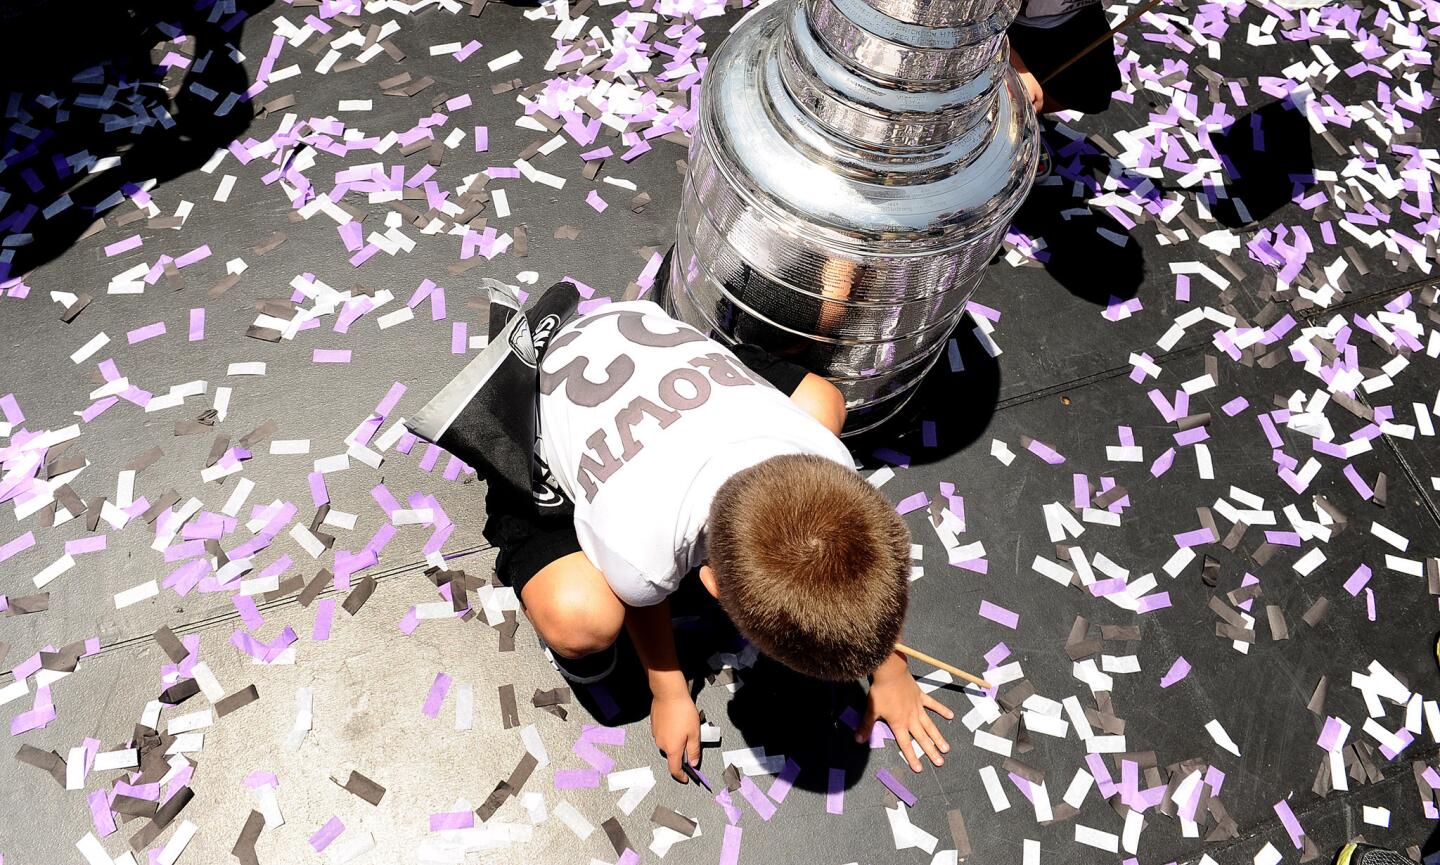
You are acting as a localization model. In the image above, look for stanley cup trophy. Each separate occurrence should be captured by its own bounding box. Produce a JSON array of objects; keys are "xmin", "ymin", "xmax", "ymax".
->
[{"xmin": 665, "ymin": 0, "xmax": 1039, "ymax": 434}]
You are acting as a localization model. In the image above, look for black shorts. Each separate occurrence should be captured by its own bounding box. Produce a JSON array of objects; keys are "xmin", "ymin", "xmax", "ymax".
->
[
  {"xmin": 486, "ymin": 344, "xmax": 811, "ymax": 598},
  {"xmin": 1009, "ymin": 4, "xmax": 1121, "ymax": 116}
]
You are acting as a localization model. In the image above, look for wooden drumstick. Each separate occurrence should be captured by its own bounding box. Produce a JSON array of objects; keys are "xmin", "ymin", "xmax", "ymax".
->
[
  {"xmin": 1038, "ymin": 0, "xmax": 1168, "ymax": 86},
  {"xmin": 895, "ymin": 642, "xmax": 993, "ymax": 689}
]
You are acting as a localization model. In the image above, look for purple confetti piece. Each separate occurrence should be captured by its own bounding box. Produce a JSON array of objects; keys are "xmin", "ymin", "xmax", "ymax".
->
[
  {"xmin": 553, "ymin": 769, "xmax": 602, "ymax": 789},
  {"xmin": 869, "ymin": 719, "xmax": 895, "ymax": 749},
  {"xmin": 871, "ymin": 448, "xmax": 910, "ymax": 468},
  {"xmin": 1273, "ymin": 800, "xmax": 1305, "ymax": 849},
  {"xmin": 1136, "ymin": 592, "xmax": 1172, "ymax": 613},
  {"xmin": 308, "ymin": 471, "xmax": 329, "ymax": 507},
  {"xmin": 720, "ymin": 824, "xmax": 743, "ymax": 865},
  {"xmin": 126, "ymin": 322, "xmax": 166, "ymax": 344},
  {"xmin": 1174, "ymin": 426, "xmax": 1209, "ymax": 446},
  {"xmin": 0, "ymin": 531, "xmax": 36, "ymax": 563},
  {"xmin": 310, "ymin": 816, "xmax": 344, "ymax": 852},
  {"xmin": 451, "ymin": 321, "xmax": 467, "ymax": 354},
  {"xmin": 313, "ymin": 598, "xmax": 335, "ymax": 641},
  {"xmin": 984, "ymin": 642, "xmax": 1011, "ymax": 667},
  {"xmin": 875, "ymin": 769, "xmax": 917, "ymax": 806},
  {"xmin": 1221, "ymin": 396, "xmax": 1249, "ymax": 416},
  {"xmin": 1173, "ymin": 528, "xmax": 1216, "ymax": 548},
  {"xmin": 1317, "ymin": 717, "xmax": 1344, "ymax": 751},
  {"xmin": 430, "ymin": 811, "xmax": 475, "ymax": 831},
  {"xmin": 422, "ymin": 672, "xmax": 452, "ymax": 718},
  {"xmin": 233, "ymin": 595, "xmax": 264, "ymax": 632},
  {"xmin": 313, "ymin": 349, "xmax": 352, "ymax": 363},
  {"xmin": 738, "ymin": 776, "xmax": 777, "ymax": 821},
  {"xmin": 1342, "ymin": 464, "xmax": 1373, "ymax": 500},
  {"xmin": 1159, "ymin": 657, "xmax": 1190, "ymax": 688},
  {"xmin": 1365, "ymin": 587, "xmax": 1376, "ymax": 622},
  {"xmin": 1025, "ymin": 439, "xmax": 1065, "ymax": 464},
  {"xmin": 174, "ymin": 244, "xmax": 211, "ymax": 268},
  {"xmin": 88, "ymin": 789, "xmax": 116, "ymax": 837},
  {"xmin": 1343, "ymin": 564, "xmax": 1371, "ymax": 596},
  {"xmin": 716, "ymin": 788, "xmax": 742, "ymax": 824},
  {"xmin": 65, "ymin": 536, "xmax": 107, "ymax": 556},
  {"xmin": 103, "ymin": 235, "xmax": 142, "ymax": 257},
  {"xmin": 1150, "ymin": 447, "xmax": 1176, "ymax": 477},
  {"xmin": 766, "ymin": 758, "xmax": 800, "ymax": 804},
  {"xmin": 978, "ymin": 600, "xmax": 1019, "ymax": 629},
  {"xmin": 0, "ymin": 393, "xmax": 24, "ymax": 425},
  {"xmin": 826, "ymin": 768, "xmax": 845, "ymax": 814},
  {"xmin": 895, "ymin": 491, "xmax": 929, "ymax": 515}
]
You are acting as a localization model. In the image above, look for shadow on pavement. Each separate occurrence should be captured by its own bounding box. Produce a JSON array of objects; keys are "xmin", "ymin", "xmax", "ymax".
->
[{"xmin": 0, "ymin": 0, "xmax": 269, "ymax": 281}]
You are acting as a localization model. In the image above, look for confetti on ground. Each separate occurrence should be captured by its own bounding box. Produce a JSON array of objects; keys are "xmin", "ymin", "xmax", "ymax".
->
[{"xmin": 0, "ymin": 0, "xmax": 1437, "ymax": 862}]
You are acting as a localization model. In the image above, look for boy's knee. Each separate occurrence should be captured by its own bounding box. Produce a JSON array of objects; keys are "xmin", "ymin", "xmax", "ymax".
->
[{"xmin": 529, "ymin": 575, "xmax": 624, "ymax": 659}]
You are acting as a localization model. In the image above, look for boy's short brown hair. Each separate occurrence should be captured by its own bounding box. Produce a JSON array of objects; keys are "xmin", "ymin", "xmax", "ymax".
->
[{"xmin": 707, "ymin": 454, "xmax": 910, "ymax": 681}]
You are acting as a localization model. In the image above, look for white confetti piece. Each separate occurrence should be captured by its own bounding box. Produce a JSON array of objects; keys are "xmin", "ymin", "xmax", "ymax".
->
[
  {"xmin": 1062, "ymin": 769, "xmax": 1093, "ymax": 808},
  {"xmin": 168, "ymin": 709, "xmax": 213, "ymax": 735},
  {"xmin": 215, "ymin": 174, "xmax": 236, "ymax": 202},
  {"xmin": 114, "ymin": 579, "xmax": 159, "ymax": 609},
  {"xmin": 455, "ymin": 682, "xmax": 474, "ymax": 730},
  {"xmin": 978, "ymin": 764, "xmax": 1009, "ymax": 812},
  {"xmin": 1022, "ymin": 838, "xmax": 1040, "ymax": 865},
  {"xmin": 314, "ymin": 454, "xmax": 350, "ymax": 474},
  {"xmin": 488, "ymin": 50, "xmax": 523, "ymax": 71},
  {"xmin": 0, "ymin": 678, "xmax": 31, "ymax": 708},
  {"xmin": 554, "ymin": 800, "xmax": 594, "ymax": 839},
  {"xmin": 1205, "ymin": 718, "xmax": 1242, "ymax": 756},
  {"xmin": 33, "ymin": 554, "xmax": 76, "ymax": 588},
  {"xmin": 158, "ymin": 820, "xmax": 196, "ymax": 865},
  {"xmin": 76, "ymin": 833, "xmax": 112, "ymax": 865},
  {"xmin": 377, "ymin": 307, "xmax": 414, "ymax": 329},
  {"xmin": 1075, "ymin": 824, "xmax": 1119, "ymax": 853},
  {"xmin": 227, "ymin": 361, "xmax": 267, "ymax": 376},
  {"xmin": 1293, "ymin": 547, "xmax": 1326, "ymax": 575},
  {"xmin": 290, "ymin": 523, "xmax": 327, "ymax": 559},
  {"xmin": 191, "ymin": 662, "xmax": 225, "ymax": 701},
  {"xmin": 972, "ymin": 730, "xmax": 1015, "ymax": 757},
  {"xmin": 70, "ymin": 332, "xmax": 110, "ymax": 364},
  {"xmin": 520, "ymin": 724, "xmax": 549, "ymax": 768},
  {"xmin": 285, "ymin": 686, "xmax": 313, "ymax": 751},
  {"xmin": 65, "ymin": 745, "xmax": 86, "ymax": 789},
  {"xmin": 1254, "ymin": 842, "xmax": 1283, "ymax": 865},
  {"xmin": 608, "ymin": 766, "xmax": 657, "ymax": 815},
  {"xmin": 92, "ymin": 748, "xmax": 139, "ymax": 771}
]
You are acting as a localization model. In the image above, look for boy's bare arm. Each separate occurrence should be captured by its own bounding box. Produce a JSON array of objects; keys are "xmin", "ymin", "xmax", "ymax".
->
[
  {"xmin": 790, "ymin": 373, "xmax": 846, "ymax": 435},
  {"xmin": 625, "ymin": 600, "xmax": 702, "ymax": 782}
]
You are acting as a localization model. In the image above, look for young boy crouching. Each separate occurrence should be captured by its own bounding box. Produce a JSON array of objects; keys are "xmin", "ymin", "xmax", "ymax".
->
[{"xmin": 411, "ymin": 281, "xmax": 953, "ymax": 780}]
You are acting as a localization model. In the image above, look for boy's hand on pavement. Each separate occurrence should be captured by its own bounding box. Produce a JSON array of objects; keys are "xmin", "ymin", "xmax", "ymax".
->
[
  {"xmin": 651, "ymin": 692, "xmax": 702, "ymax": 782},
  {"xmin": 858, "ymin": 651, "xmax": 955, "ymax": 773},
  {"xmin": 1007, "ymin": 47, "xmax": 1045, "ymax": 113},
  {"xmin": 1018, "ymin": 69, "xmax": 1045, "ymax": 112}
]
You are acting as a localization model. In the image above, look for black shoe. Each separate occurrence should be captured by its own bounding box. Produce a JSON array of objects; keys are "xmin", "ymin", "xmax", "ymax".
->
[{"xmin": 1336, "ymin": 843, "xmax": 1412, "ymax": 865}]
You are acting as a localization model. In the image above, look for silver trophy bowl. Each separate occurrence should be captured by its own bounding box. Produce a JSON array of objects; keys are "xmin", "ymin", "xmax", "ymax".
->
[{"xmin": 666, "ymin": 0, "xmax": 1038, "ymax": 434}]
